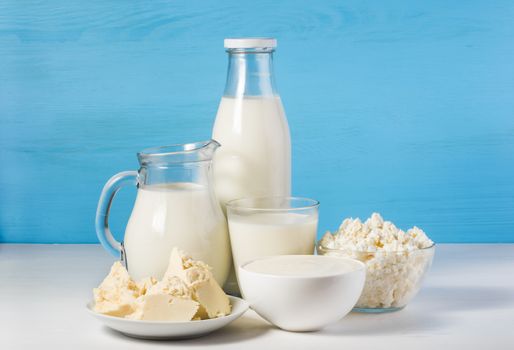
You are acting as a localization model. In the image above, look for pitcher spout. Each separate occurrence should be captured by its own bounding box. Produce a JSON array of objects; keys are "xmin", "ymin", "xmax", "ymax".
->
[
  {"xmin": 203, "ymin": 139, "xmax": 221, "ymax": 156},
  {"xmin": 137, "ymin": 140, "xmax": 220, "ymax": 166},
  {"xmin": 185, "ymin": 139, "xmax": 220, "ymax": 162}
]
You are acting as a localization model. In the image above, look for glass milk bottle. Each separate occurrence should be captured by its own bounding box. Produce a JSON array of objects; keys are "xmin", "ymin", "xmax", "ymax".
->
[
  {"xmin": 212, "ymin": 38, "xmax": 291, "ymax": 210},
  {"xmin": 212, "ymin": 38, "xmax": 291, "ymax": 294}
]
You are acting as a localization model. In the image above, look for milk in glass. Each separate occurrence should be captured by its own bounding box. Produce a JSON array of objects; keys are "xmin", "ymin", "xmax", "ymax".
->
[{"xmin": 228, "ymin": 212, "xmax": 317, "ymax": 276}]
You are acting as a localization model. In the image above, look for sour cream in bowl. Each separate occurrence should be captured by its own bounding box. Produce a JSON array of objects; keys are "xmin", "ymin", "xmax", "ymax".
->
[{"xmin": 238, "ymin": 255, "xmax": 365, "ymax": 332}]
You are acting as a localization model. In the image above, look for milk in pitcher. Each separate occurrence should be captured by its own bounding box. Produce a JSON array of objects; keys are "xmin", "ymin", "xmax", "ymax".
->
[{"xmin": 124, "ymin": 183, "xmax": 230, "ymax": 284}]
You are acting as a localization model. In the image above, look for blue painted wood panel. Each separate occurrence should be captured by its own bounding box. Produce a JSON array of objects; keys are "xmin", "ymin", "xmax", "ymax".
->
[{"xmin": 1, "ymin": 1, "xmax": 513, "ymax": 243}]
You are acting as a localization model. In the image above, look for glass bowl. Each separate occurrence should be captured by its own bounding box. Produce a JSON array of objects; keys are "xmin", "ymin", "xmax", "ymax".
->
[{"xmin": 317, "ymin": 243, "xmax": 435, "ymax": 313}]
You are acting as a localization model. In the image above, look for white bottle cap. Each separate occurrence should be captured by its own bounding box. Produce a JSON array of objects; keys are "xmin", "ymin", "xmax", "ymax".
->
[{"xmin": 224, "ymin": 38, "xmax": 277, "ymax": 49}]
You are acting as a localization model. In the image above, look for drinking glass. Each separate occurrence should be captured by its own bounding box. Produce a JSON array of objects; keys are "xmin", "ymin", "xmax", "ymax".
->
[{"xmin": 226, "ymin": 196, "xmax": 319, "ymax": 283}]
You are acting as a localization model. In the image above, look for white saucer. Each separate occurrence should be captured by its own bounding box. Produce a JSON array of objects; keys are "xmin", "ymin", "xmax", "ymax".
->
[{"xmin": 87, "ymin": 295, "xmax": 249, "ymax": 340}]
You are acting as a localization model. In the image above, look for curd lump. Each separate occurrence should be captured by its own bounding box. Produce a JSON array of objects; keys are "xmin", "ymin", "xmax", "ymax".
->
[
  {"xmin": 93, "ymin": 248, "xmax": 231, "ymax": 321},
  {"xmin": 319, "ymin": 213, "xmax": 434, "ymax": 309}
]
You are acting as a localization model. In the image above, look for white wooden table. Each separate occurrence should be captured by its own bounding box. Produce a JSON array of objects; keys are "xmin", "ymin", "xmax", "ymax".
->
[{"xmin": 2, "ymin": 244, "xmax": 513, "ymax": 349}]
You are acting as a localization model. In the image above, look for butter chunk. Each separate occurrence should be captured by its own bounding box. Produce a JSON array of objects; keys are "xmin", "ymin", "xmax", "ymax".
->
[
  {"xmin": 147, "ymin": 275, "xmax": 192, "ymax": 299},
  {"xmin": 164, "ymin": 248, "xmax": 231, "ymax": 319},
  {"xmin": 194, "ymin": 278, "xmax": 231, "ymax": 318},
  {"xmin": 131, "ymin": 295, "xmax": 199, "ymax": 321},
  {"xmin": 163, "ymin": 248, "xmax": 188, "ymax": 279},
  {"xmin": 93, "ymin": 261, "xmax": 139, "ymax": 317},
  {"xmin": 136, "ymin": 276, "xmax": 157, "ymax": 295}
]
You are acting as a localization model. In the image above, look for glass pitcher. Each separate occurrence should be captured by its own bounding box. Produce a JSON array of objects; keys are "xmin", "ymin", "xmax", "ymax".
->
[{"xmin": 95, "ymin": 140, "xmax": 231, "ymax": 286}]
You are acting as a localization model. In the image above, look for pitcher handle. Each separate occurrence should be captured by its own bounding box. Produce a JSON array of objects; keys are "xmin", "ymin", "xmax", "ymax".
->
[{"xmin": 95, "ymin": 171, "xmax": 138, "ymax": 257}]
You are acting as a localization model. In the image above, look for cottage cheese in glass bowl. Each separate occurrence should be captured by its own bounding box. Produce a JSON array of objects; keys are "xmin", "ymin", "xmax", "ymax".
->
[{"xmin": 317, "ymin": 213, "xmax": 435, "ymax": 313}]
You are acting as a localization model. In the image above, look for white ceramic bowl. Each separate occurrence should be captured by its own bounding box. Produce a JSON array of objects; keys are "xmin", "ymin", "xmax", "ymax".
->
[{"xmin": 238, "ymin": 255, "xmax": 366, "ymax": 332}]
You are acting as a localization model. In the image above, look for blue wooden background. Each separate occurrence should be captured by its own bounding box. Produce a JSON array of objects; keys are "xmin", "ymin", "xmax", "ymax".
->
[{"xmin": 1, "ymin": 1, "xmax": 513, "ymax": 244}]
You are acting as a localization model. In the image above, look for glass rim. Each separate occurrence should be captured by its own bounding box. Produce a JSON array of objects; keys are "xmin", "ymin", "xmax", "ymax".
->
[
  {"xmin": 317, "ymin": 242, "xmax": 436, "ymax": 254},
  {"xmin": 226, "ymin": 47, "xmax": 275, "ymax": 54},
  {"xmin": 226, "ymin": 196, "xmax": 319, "ymax": 212}
]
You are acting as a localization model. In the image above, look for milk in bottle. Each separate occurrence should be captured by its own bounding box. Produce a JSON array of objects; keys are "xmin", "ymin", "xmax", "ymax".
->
[{"xmin": 213, "ymin": 38, "xmax": 291, "ymax": 209}]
